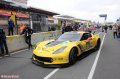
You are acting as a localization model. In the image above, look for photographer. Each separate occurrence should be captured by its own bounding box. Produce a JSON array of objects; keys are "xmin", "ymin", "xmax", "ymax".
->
[{"xmin": 21, "ymin": 26, "xmax": 33, "ymax": 49}]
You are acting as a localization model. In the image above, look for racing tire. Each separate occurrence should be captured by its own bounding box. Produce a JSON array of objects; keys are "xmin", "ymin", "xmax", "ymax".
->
[
  {"xmin": 94, "ymin": 39, "xmax": 101, "ymax": 50},
  {"xmin": 69, "ymin": 47, "xmax": 78, "ymax": 65}
]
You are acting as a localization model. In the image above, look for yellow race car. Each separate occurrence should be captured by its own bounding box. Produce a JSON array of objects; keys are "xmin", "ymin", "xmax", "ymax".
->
[{"xmin": 32, "ymin": 31, "xmax": 101, "ymax": 67}]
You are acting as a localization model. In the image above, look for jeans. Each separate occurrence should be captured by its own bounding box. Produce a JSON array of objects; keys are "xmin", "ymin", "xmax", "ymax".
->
[
  {"xmin": 8, "ymin": 27, "xmax": 14, "ymax": 36},
  {"xmin": 25, "ymin": 36, "xmax": 32, "ymax": 49},
  {"xmin": 113, "ymin": 31, "xmax": 117, "ymax": 38},
  {"xmin": 0, "ymin": 39, "xmax": 9, "ymax": 55}
]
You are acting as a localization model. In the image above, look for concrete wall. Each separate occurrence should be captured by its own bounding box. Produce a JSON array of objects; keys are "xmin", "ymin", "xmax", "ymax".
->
[{"xmin": 7, "ymin": 30, "xmax": 62, "ymax": 53}]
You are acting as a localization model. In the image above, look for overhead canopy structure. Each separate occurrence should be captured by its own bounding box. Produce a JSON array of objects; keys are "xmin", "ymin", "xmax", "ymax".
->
[
  {"xmin": 0, "ymin": 0, "xmax": 59, "ymax": 16},
  {"xmin": 1, "ymin": 0, "xmax": 28, "ymax": 8},
  {"xmin": 27, "ymin": 7, "xmax": 59, "ymax": 16},
  {"xmin": 0, "ymin": 1, "xmax": 28, "ymax": 11},
  {"xmin": 54, "ymin": 15, "xmax": 75, "ymax": 20},
  {"xmin": 73, "ymin": 19, "xmax": 82, "ymax": 23}
]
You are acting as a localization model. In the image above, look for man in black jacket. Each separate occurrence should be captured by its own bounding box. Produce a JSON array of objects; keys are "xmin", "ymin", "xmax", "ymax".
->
[
  {"xmin": 21, "ymin": 26, "xmax": 33, "ymax": 49},
  {"xmin": 104, "ymin": 25, "xmax": 108, "ymax": 33},
  {"xmin": 0, "ymin": 29, "xmax": 9, "ymax": 56}
]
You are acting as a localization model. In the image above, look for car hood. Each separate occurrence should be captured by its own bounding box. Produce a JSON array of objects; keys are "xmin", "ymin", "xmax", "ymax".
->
[{"xmin": 34, "ymin": 40, "xmax": 72, "ymax": 56}]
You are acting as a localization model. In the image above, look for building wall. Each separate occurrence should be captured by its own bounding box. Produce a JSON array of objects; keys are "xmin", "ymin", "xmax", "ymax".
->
[
  {"xmin": 31, "ymin": 13, "xmax": 48, "ymax": 32},
  {"xmin": 0, "ymin": 9, "xmax": 30, "ymax": 25},
  {"xmin": 0, "ymin": 9, "xmax": 30, "ymax": 35},
  {"xmin": 0, "ymin": 9, "xmax": 51, "ymax": 34}
]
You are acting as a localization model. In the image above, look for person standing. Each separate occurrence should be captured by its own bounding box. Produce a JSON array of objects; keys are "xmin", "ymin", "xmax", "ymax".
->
[
  {"xmin": 8, "ymin": 18, "xmax": 14, "ymax": 36},
  {"xmin": 65, "ymin": 25, "xmax": 73, "ymax": 32},
  {"xmin": 104, "ymin": 25, "xmax": 108, "ymax": 33},
  {"xmin": 109, "ymin": 25, "xmax": 112, "ymax": 30},
  {"xmin": 112, "ymin": 25, "xmax": 118, "ymax": 39},
  {"xmin": 61, "ymin": 24, "xmax": 66, "ymax": 34},
  {"xmin": 51, "ymin": 26, "xmax": 56, "ymax": 31},
  {"xmin": 117, "ymin": 25, "xmax": 120, "ymax": 39},
  {"xmin": 74, "ymin": 24, "xmax": 78, "ymax": 31},
  {"xmin": 48, "ymin": 26, "xmax": 51, "ymax": 31},
  {"xmin": 0, "ymin": 29, "xmax": 9, "ymax": 56},
  {"xmin": 21, "ymin": 26, "xmax": 33, "ymax": 49},
  {"xmin": 102, "ymin": 26, "xmax": 104, "ymax": 32}
]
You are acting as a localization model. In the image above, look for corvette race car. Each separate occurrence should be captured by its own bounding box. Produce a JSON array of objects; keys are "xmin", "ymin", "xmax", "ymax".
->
[{"xmin": 32, "ymin": 31, "xmax": 101, "ymax": 67}]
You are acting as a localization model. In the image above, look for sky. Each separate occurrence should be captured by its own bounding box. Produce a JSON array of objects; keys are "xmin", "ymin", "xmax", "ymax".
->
[{"xmin": 28, "ymin": 0, "xmax": 120, "ymax": 22}]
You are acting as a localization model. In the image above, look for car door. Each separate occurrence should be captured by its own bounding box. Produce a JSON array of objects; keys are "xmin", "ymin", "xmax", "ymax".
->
[
  {"xmin": 78, "ymin": 33, "xmax": 89, "ymax": 52},
  {"xmin": 89, "ymin": 34, "xmax": 96, "ymax": 48},
  {"xmin": 80, "ymin": 33, "xmax": 92, "ymax": 51},
  {"xmin": 85, "ymin": 33, "xmax": 96, "ymax": 49}
]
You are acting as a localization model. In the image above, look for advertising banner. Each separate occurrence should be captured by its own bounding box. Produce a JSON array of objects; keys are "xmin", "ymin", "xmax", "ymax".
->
[
  {"xmin": 0, "ymin": 9, "xmax": 29, "ymax": 27},
  {"xmin": 0, "ymin": 9, "xmax": 29, "ymax": 18}
]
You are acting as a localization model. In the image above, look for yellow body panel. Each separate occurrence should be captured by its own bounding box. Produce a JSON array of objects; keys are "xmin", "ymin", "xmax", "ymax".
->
[{"xmin": 32, "ymin": 32, "xmax": 99, "ymax": 65}]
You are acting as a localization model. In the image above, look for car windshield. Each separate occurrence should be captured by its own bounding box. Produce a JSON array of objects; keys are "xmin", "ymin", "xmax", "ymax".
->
[{"xmin": 57, "ymin": 32, "xmax": 82, "ymax": 41}]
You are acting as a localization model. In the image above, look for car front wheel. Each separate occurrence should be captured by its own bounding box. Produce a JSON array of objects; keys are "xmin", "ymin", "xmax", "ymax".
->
[{"xmin": 69, "ymin": 47, "xmax": 78, "ymax": 65}]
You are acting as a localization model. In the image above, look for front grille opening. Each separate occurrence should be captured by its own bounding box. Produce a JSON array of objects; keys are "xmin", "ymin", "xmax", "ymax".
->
[{"xmin": 34, "ymin": 54, "xmax": 53, "ymax": 63}]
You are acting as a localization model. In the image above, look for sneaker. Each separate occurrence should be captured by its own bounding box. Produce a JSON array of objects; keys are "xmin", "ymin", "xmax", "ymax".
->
[{"xmin": 5, "ymin": 53, "xmax": 10, "ymax": 56}]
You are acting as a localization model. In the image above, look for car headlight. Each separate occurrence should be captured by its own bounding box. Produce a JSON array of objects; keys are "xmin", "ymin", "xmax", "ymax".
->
[{"xmin": 53, "ymin": 46, "xmax": 67, "ymax": 54}]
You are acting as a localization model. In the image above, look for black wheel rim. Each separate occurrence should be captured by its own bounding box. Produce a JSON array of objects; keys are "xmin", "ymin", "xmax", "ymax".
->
[{"xmin": 71, "ymin": 49, "xmax": 77, "ymax": 62}]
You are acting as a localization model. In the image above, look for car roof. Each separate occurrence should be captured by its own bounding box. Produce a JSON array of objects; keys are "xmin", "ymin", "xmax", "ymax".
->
[
  {"xmin": 64, "ymin": 31, "xmax": 89, "ymax": 35},
  {"xmin": 77, "ymin": 31, "xmax": 87, "ymax": 34}
]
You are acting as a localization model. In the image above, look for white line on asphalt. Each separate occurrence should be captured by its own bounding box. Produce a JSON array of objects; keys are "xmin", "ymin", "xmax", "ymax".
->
[
  {"xmin": 44, "ymin": 68, "xmax": 60, "ymax": 79},
  {"xmin": 11, "ymin": 49, "xmax": 28, "ymax": 55},
  {"xmin": 88, "ymin": 33, "xmax": 106, "ymax": 79}
]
